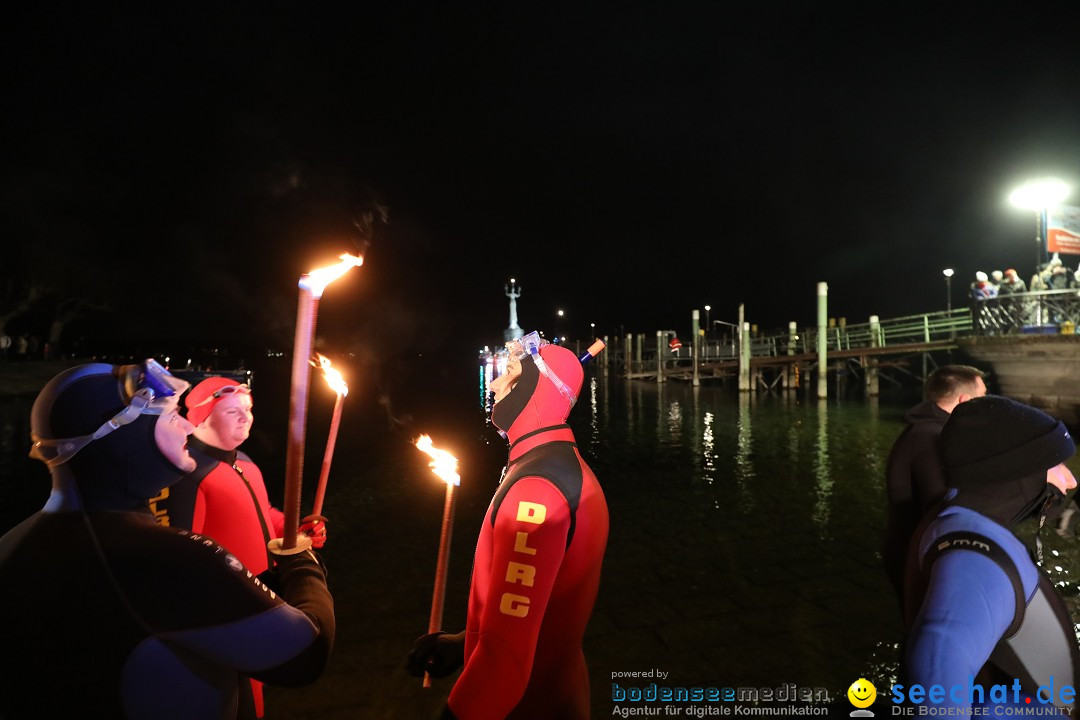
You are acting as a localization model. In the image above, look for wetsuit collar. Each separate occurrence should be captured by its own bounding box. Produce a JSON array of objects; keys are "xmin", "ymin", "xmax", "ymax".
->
[
  {"xmin": 508, "ymin": 424, "xmax": 575, "ymax": 464},
  {"xmin": 187, "ymin": 435, "xmax": 238, "ymax": 465}
]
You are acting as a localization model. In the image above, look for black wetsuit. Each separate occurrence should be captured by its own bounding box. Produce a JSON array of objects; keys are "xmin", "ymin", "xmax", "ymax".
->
[
  {"xmin": 882, "ymin": 400, "xmax": 950, "ymax": 606},
  {"xmin": 0, "ymin": 509, "xmax": 333, "ymax": 719}
]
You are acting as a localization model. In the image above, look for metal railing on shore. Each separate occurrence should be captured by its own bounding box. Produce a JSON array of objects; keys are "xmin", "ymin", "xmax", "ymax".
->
[{"xmin": 971, "ymin": 288, "xmax": 1080, "ymax": 335}]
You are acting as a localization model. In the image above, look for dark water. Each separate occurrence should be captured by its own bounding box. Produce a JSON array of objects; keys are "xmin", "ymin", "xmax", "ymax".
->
[{"xmin": 4, "ymin": 361, "xmax": 1080, "ymax": 718}]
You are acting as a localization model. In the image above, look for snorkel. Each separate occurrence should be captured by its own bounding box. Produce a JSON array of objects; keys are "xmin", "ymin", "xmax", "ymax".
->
[
  {"xmin": 30, "ymin": 359, "xmax": 189, "ymax": 468},
  {"xmin": 31, "ymin": 359, "xmax": 191, "ymax": 512}
]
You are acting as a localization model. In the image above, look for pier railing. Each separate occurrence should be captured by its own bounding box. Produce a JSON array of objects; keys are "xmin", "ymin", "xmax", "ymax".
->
[
  {"xmin": 706, "ymin": 308, "xmax": 973, "ymax": 360},
  {"xmin": 573, "ymin": 295, "xmax": 1080, "ymax": 378}
]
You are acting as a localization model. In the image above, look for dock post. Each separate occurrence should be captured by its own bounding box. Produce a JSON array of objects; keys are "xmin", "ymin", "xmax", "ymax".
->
[
  {"xmin": 867, "ymin": 314, "xmax": 880, "ymax": 397},
  {"xmin": 741, "ymin": 322, "xmax": 752, "ymax": 393},
  {"xmin": 636, "ymin": 333, "xmax": 643, "ymax": 374},
  {"xmin": 692, "ymin": 309, "xmax": 701, "ymax": 387},
  {"xmin": 656, "ymin": 331, "xmax": 665, "ymax": 384},
  {"xmin": 738, "ymin": 304, "xmax": 749, "ymax": 392},
  {"xmin": 817, "ymin": 282, "xmax": 828, "ymax": 400},
  {"xmin": 625, "ymin": 333, "xmax": 632, "ymax": 376},
  {"xmin": 784, "ymin": 321, "xmax": 797, "ymax": 390}
]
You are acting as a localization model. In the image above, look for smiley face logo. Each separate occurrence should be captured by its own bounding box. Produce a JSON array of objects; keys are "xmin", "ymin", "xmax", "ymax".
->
[{"xmin": 848, "ymin": 678, "xmax": 876, "ymax": 708}]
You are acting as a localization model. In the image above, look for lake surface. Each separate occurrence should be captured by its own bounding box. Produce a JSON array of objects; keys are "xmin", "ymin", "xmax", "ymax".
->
[{"xmin": 4, "ymin": 359, "xmax": 1080, "ymax": 718}]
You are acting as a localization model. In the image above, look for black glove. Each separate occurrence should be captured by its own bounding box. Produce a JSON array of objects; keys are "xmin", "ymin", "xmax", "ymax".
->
[{"xmin": 406, "ymin": 631, "xmax": 465, "ymax": 679}]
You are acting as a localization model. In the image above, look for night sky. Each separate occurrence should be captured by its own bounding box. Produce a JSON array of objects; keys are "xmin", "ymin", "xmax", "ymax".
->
[{"xmin": 4, "ymin": 3, "xmax": 1080, "ymax": 367}]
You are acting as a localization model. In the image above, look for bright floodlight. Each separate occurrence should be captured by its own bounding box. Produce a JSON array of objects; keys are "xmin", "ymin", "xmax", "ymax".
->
[
  {"xmin": 943, "ymin": 268, "xmax": 954, "ymax": 278},
  {"xmin": 1009, "ymin": 178, "xmax": 1070, "ymax": 210}
]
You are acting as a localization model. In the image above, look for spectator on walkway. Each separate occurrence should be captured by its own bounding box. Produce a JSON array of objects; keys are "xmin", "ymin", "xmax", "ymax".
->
[
  {"xmin": 1048, "ymin": 263, "xmax": 1076, "ymax": 290},
  {"xmin": 970, "ymin": 271, "xmax": 996, "ymax": 300},
  {"xmin": 998, "ymin": 268, "xmax": 1026, "ymax": 294}
]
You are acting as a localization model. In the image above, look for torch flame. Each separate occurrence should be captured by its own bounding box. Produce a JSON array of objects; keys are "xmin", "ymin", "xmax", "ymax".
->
[
  {"xmin": 313, "ymin": 353, "xmax": 349, "ymax": 397},
  {"xmin": 415, "ymin": 435, "xmax": 460, "ymax": 487},
  {"xmin": 300, "ymin": 253, "xmax": 364, "ymax": 297}
]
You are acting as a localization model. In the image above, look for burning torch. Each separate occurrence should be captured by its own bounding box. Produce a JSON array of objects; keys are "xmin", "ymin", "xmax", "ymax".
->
[
  {"xmin": 280, "ymin": 253, "xmax": 363, "ymax": 552},
  {"xmin": 414, "ymin": 434, "xmax": 460, "ymax": 688},
  {"xmin": 311, "ymin": 354, "xmax": 348, "ymax": 518}
]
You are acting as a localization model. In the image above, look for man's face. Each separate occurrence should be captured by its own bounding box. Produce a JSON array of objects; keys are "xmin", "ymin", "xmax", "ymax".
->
[
  {"xmin": 201, "ymin": 392, "xmax": 254, "ymax": 451},
  {"xmin": 489, "ymin": 356, "xmax": 523, "ymax": 404},
  {"xmin": 1048, "ymin": 463, "xmax": 1077, "ymax": 495},
  {"xmin": 155, "ymin": 401, "xmax": 196, "ymax": 473}
]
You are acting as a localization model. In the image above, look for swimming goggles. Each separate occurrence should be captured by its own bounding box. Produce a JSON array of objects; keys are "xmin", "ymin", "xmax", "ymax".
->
[
  {"xmin": 187, "ymin": 383, "xmax": 251, "ymax": 409},
  {"xmin": 502, "ymin": 331, "xmax": 576, "ymax": 405},
  {"xmin": 30, "ymin": 359, "xmax": 190, "ymax": 468}
]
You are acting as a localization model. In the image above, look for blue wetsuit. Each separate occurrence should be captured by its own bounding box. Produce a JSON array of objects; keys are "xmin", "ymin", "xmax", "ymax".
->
[
  {"xmin": 906, "ymin": 496, "xmax": 1077, "ymax": 716},
  {"xmin": 906, "ymin": 504, "xmax": 1038, "ymax": 703}
]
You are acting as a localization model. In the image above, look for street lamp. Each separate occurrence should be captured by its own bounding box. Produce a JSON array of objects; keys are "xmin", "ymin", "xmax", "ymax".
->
[
  {"xmin": 1009, "ymin": 178, "xmax": 1071, "ymax": 269},
  {"xmin": 713, "ymin": 319, "xmax": 740, "ymax": 358},
  {"xmin": 942, "ymin": 268, "xmax": 954, "ymax": 314}
]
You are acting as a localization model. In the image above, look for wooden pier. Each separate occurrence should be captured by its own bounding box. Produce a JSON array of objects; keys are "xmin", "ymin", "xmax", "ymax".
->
[{"xmin": 571, "ymin": 308, "xmax": 973, "ymax": 396}]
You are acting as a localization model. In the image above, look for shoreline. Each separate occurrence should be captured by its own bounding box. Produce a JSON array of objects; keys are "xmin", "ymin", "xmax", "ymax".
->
[{"xmin": 0, "ymin": 359, "xmax": 91, "ymax": 397}]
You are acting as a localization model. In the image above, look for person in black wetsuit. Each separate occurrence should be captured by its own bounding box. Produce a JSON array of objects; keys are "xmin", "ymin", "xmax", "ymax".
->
[
  {"xmin": 0, "ymin": 360, "xmax": 335, "ymax": 720},
  {"xmin": 881, "ymin": 364, "xmax": 986, "ymax": 611}
]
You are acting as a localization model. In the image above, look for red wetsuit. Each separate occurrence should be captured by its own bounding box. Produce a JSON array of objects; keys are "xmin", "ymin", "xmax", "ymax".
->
[
  {"xmin": 449, "ymin": 343, "xmax": 609, "ymax": 719},
  {"xmin": 150, "ymin": 435, "xmax": 286, "ymax": 715},
  {"xmin": 151, "ymin": 436, "xmax": 285, "ymax": 576}
]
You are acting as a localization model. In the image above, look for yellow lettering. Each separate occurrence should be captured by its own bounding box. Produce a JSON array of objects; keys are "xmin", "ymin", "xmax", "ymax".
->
[
  {"xmin": 500, "ymin": 593, "xmax": 530, "ymax": 617},
  {"xmin": 148, "ymin": 488, "xmax": 169, "ymax": 526},
  {"xmin": 516, "ymin": 501, "xmax": 546, "ymax": 524},
  {"xmin": 513, "ymin": 531, "xmax": 537, "ymax": 555},
  {"xmin": 505, "ymin": 561, "xmax": 536, "ymax": 587}
]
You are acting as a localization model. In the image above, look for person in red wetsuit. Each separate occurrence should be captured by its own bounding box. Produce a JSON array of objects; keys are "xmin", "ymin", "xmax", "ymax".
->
[
  {"xmin": 150, "ymin": 376, "xmax": 326, "ymax": 717},
  {"xmin": 408, "ymin": 331, "xmax": 609, "ymax": 719}
]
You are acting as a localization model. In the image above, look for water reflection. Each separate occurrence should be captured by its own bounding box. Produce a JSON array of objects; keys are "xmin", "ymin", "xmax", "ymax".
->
[
  {"xmin": 734, "ymin": 393, "xmax": 755, "ymax": 513},
  {"xmin": 812, "ymin": 400, "xmax": 832, "ymax": 534},
  {"xmin": 702, "ymin": 411, "xmax": 715, "ymax": 490},
  {"xmin": 587, "ymin": 376, "xmax": 601, "ymax": 452}
]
